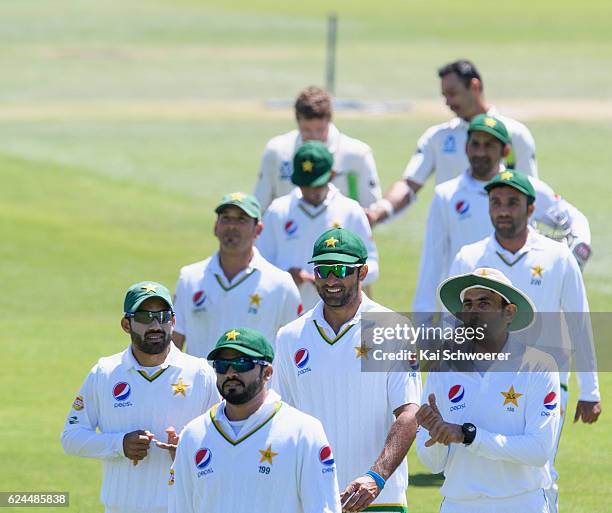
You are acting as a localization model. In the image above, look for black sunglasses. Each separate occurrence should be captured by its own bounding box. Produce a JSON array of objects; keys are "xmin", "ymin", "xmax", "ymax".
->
[
  {"xmin": 212, "ymin": 357, "xmax": 269, "ymax": 374},
  {"xmin": 125, "ymin": 310, "xmax": 174, "ymax": 325}
]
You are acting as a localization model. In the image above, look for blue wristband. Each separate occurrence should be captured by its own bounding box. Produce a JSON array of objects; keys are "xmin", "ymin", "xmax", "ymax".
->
[{"xmin": 365, "ymin": 470, "xmax": 386, "ymax": 490}]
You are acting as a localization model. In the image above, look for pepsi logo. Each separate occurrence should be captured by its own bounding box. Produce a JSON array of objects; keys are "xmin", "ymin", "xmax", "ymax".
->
[
  {"xmin": 319, "ymin": 445, "xmax": 335, "ymax": 466},
  {"xmin": 448, "ymin": 384, "xmax": 465, "ymax": 403},
  {"xmin": 543, "ymin": 391, "xmax": 557, "ymax": 410},
  {"xmin": 455, "ymin": 200, "xmax": 469, "ymax": 216},
  {"xmin": 284, "ymin": 220, "xmax": 298, "ymax": 235},
  {"xmin": 297, "ymin": 304, "xmax": 304, "ymax": 316},
  {"xmin": 294, "ymin": 348, "xmax": 309, "ymax": 369},
  {"xmin": 113, "ymin": 382, "xmax": 131, "ymax": 402},
  {"xmin": 193, "ymin": 290, "xmax": 206, "ymax": 307},
  {"xmin": 195, "ymin": 448, "xmax": 213, "ymax": 469}
]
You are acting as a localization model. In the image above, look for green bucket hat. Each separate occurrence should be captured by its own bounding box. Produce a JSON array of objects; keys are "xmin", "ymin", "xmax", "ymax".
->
[
  {"xmin": 207, "ymin": 327, "xmax": 275, "ymax": 363},
  {"xmin": 308, "ymin": 227, "xmax": 368, "ymax": 265},
  {"xmin": 291, "ymin": 140, "xmax": 334, "ymax": 187},
  {"xmin": 437, "ymin": 268, "xmax": 536, "ymax": 332},
  {"xmin": 215, "ymin": 192, "xmax": 262, "ymax": 221},
  {"xmin": 124, "ymin": 281, "xmax": 173, "ymax": 314},
  {"xmin": 484, "ymin": 170, "xmax": 536, "ymax": 205},
  {"xmin": 468, "ymin": 114, "xmax": 511, "ymax": 145}
]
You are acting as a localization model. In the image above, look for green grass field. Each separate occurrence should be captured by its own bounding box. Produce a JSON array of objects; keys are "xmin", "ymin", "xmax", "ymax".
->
[{"xmin": 1, "ymin": 1, "xmax": 611, "ymax": 512}]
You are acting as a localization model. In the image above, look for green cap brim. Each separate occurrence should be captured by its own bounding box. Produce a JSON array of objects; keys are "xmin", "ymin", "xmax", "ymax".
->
[
  {"xmin": 292, "ymin": 170, "xmax": 332, "ymax": 187},
  {"xmin": 484, "ymin": 182, "xmax": 535, "ymax": 203},
  {"xmin": 468, "ymin": 125, "xmax": 510, "ymax": 145},
  {"xmin": 308, "ymin": 252, "xmax": 363, "ymax": 264},
  {"xmin": 438, "ymin": 274, "xmax": 535, "ymax": 332},
  {"xmin": 131, "ymin": 295, "xmax": 172, "ymax": 313},
  {"xmin": 215, "ymin": 201, "xmax": 260, "ymax": 220},
  {"xmin": 207, "ymin": 343, "xmax": 268, "ymax": 361}
]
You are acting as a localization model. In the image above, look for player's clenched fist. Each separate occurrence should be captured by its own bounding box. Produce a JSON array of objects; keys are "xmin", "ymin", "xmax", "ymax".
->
[
  {"xmin": 340, "ymin": 475, "xmax": 381, "ymax": 512},
  {"xmin": 123, "ymin": 429, "xmax": 154, "ymax": 464}
]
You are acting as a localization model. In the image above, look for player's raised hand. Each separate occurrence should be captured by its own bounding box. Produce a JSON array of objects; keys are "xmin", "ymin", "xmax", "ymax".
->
[
  {"xmin": 416, "ymin": 393, "xmax": 443, "ymax": 431},
  {"xmin": 340, "ymin": 475, "xmax": 381, "ymax": 512},
  {"xmin": 573, "ymin": 400, "xmax": 602, "ymax": 424},
  {"xmin": 123, "ymin": 429, "xmax": 154, "ymax": 465},
  {"xmin": 156, "ymin": 426, "xmax": 179, "ymax": 460},
  {"xmin": 428, "ymin": 393, "xmax": 441, "ymax": 415}
]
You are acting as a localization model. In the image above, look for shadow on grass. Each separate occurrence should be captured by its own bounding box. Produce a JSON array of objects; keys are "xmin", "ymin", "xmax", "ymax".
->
[{"xmin": 410, "ymin": 473, "xmax": 445, "ymax": 487}]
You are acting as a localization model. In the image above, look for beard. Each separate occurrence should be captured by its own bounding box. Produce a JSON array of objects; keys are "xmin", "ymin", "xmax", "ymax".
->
[
  {"xmin": 316, "ymin": 277, "xmax": 359, "ymax": 307},
  {"xmin": 130, "ymin": 329, "xmax": 172, "ymax": 355},
  {"xmin": 218, "ymin": 375, "xmax": 264, "ymax": 405},
  {"xmin": 469, "ymin": 157, "xmax": 495, "ymax": 180},
  {"xmin": 493, "ymin": 217, "xmax": 519, "ymax": 239}
]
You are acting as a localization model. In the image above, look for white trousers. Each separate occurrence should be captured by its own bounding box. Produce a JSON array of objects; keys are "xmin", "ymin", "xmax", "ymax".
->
[{"xmin": 440, "ymin": 489, "xmax": 550, "ymax": 513}]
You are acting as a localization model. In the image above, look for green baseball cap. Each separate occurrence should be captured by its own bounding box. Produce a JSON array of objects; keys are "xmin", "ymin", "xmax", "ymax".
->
[
  {"xmin": 484, "ymin": 170, "xmax": 536, "ymax": 204},
  {"xmin": 437, "ymin": 268, "xmax": 536, "ymax": 332},
  {"xmin": 468, "ymin": 114, "xmax": 511, "ymax": 145},
  {"xmin": 207, "ymin": 327, "xmax": 275, "ymax": 363},
  {"xmin": 308, "ymin": 227, "xmax": 368, "ymax": 265},
  {"xmin": 124, "ymin": 281, "xmax": 173, "ymax": 314},
  {"xmin": 215, "ymin": 192, "xmax": 262, "ymax": 221},
  {"xmin": 291, "ymin": 140, "xmax": 334, "ymax": 187}
]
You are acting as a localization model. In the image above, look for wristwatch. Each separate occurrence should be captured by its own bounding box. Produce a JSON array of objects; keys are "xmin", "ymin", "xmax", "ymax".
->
[{"xmin": 461, "ymin": 423, "xmax": 476, "ymax": 446}]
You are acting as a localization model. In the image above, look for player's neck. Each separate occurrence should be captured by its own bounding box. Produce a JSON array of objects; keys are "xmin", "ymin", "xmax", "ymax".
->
[
  {"xmin": 219, "ymin": 248, "xmax": 254, "ymax": 282},
  {"xmin": 323, "ymin": 292, "xmax": 362, "ymax": 334},
  {"xmin": 130, "ymin": 344, "xmax": 170, "ymax": 367},
  {"xmin": 225, "ymin": 388, "xmax": 268, "ymax": 421},
  {"xmin": 495, "ymin": 228, "xmax": 528, "ymax": 254},
  {"xmin": 461, "ymin": 100, "xmax": 488, "ymax": 122}
]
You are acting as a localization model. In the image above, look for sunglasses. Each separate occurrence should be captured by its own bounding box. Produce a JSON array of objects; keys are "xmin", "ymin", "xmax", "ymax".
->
[
  {"xmin": 212, "ymin": 357, "xmax": 269, "ymax": 374},
  {"xmin": 125, "ymin": 310, "xmax": 174, "ymax": 325},
  {"xmin": 313, "ymin": 264, "xmax": 361, "ymax": 279}
]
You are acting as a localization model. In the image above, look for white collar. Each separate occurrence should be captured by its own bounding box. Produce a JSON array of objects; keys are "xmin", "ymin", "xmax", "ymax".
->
[
  {"xmin": 209, "ymin": 248, "xmax": 262, "ymax": 287},
  {"xmin": 122, "ymin": 342, "xmax": 181, "ymax": 371}
]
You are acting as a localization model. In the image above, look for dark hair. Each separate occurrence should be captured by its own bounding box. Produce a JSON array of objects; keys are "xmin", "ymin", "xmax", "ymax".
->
[
  {"xmin": 438, "ymin": 60, "xmax": 483, "ymax": 91},
  {"xmin": 294, "ymin": 86, "xmax": 332, "ymax": 120}
]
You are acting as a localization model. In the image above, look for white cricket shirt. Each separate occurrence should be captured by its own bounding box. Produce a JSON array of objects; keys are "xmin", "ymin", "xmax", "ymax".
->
[
  {"xmin": 413, "ymin": 171, "xmax": 590, "ymax": 313},
  {"xmin": 257, "ymin": 184, "xmax": 379, "ymax": 310},
  {"xmin": 449, "ymin": 228, "xmax": 600, "ymax": 400},
  {"xmin": 403, "ymin": 107, "xmax": 538, "ymax": 186},
  {"xmin": 255, "ymin": 123, "xmax": 382, "ymax": 210},
  {"xmin": 274, "ymin": 296, "xmax": 422, "ymax": 511},
  {"xmin": 174, "ymin": 247, "xmax": 301, "ymax": 357},
  {"xmin": 168, "ymin": 390, "xmax": 341, "ymax": 513},
  {"xmin": 416, "ymin": 338, "xmax": 561, "ymax": 502},
  {"xmin": 61, "ymin": 344, "xmax": 219, "ymax": 513}
]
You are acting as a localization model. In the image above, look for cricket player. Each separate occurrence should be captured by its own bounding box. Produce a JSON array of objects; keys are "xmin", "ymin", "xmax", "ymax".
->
[
  {"xmin": 416, "ymin": 268, "xmax": 561, "ymax": 513},
  {"xmin": 274, "ymin": 228, "xmax": 421, "ymax": 513},
  {"xmin": 413, "ymin": 115, "xmax": 590, "ymax": 315},
  {"xmin": 367, "ymin": 59, "xmax": 537, "ymax": 226},
  {"xmin": 254, "ymin": 85, "xmax": 382, "ymax": 210},
  {"xmin": 168, "ymin": 327, "xmax": 341, "ymax": 513},
  {"xmin": 61, "ymin": 281, "xmax": 219, "ymax": 513},
  {"xmin": 257, "ymin": 141, "xmax": 379, "ymax": 310},
  {"xmin": 173, "ymin": 192, "xmax": 301, "ymax": 357},
  {"xmin": 448, "ymin": 172, "xmax": 601, "ymax": 511}
]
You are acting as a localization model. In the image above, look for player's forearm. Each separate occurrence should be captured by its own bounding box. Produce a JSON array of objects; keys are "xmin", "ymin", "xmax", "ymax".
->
[
  {"xmin": 172, "ymin": 332, "xmax": 185, "ymax": 350},
  {"xmin": 61, "ymin": 427, "xmax": 125, "ymax": 460},
  {"xmin": 369, "ymin": 180, "xmax": 419, "ymax": 224},
  {"xmin": 370, "ymin": 405, "xmax": 418, "ymax": 480}
]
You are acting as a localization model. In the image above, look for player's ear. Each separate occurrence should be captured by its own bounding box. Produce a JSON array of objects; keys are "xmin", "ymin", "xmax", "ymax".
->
[
  {"xmin": 526, "ymin": 202, "xmax": 535, "ymax": 219},
  {"xmin": 263, "ymin": 364, "xmax": 273, "ymax": 382},
  {"xmin": 120, "ymin": 317, "xmax": 131, "ymax": 334},
  {"xmin": 469, "ymin": 77, "xmax": 482, "ymax": 95},
  {"xmin": 330, "ymin": 170, "xmax": 337, "ymax": 180},
  {"xmin": 503, "ymin": 303, "xmax": 517, "ymax": 326},
  {"xmin": 255, "ymin": 221, "xmax": 264, "ymax": 237},
  {"xmin": 502, "ymin": 143, "xmax": 511, "ymax": 158},
  {"xmin": 359, "ymin": 264, "xmax": 369, "ymax": 281}
]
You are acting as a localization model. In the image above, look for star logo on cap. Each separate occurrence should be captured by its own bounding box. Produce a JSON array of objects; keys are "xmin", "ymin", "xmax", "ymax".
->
[
  {"xmin": 325, "ymin": 236, "xmax": 339, "ymax": 248},
  {"xmin": 141, "ymin": 283, "xmax": 158, "ymax": 293},
  {"xmin": 230, "ymin": 192, "xmax": 245, "ymax": 202},
  {"xmin": 501, "ymin": 385, "xmax": 523, "ymax": 407},
  {"xmin": 225, "ymin": 329, "xmax": 240, "ymax": 341},
  {"xmin": 302, "ymin": 160, "xmax": 314, "ymax": 172},
  {"xmin": 531, "ymin": 265, "xmax": 544, "ymax": 277},
  {"xmin": 249, "ymin": 293, "xmax": 262, "ymax": 307},
  {"xmin": 171, "ymin": 377, "xmax": 190, "ymax": 396},
  {"xmin": 331, "ymin": 220, "xmax": 342, "ymax": 229},
  {"xmin": 259, "ymin": 445, "xmax": 279, "ymax": 465},
  {"xmin": 501, "ymin": 171, "xmax": 514, "ymax": 181},
  {"xmin": 477, "ymin": 269, "xmax": 488, "ymax": 276},
  {"xmin": 484, "ymin": 117, "xmax": 497, "ymax": 127},
  {"xmin": 354, "ymin": 344, "xmax": 372, "ymax": 359}
]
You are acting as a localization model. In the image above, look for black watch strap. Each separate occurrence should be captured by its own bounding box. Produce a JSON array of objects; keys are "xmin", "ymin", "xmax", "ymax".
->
[{"xmin": 461, "ymin": 423, "xmax": 476, "ymax": 446}]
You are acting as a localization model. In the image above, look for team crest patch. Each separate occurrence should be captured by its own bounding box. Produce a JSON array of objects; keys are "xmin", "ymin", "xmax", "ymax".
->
[
  {"xmin": 280, "ymin": 160, "xmax": 292, "ymax": 180},
  {"xmin": 168, "ymin": 468, "xmax": 175, "ymax": 486},
  {"xmin": 249, "ymin": 293, "xmax": 262, "ymax": 314},
  {"xmin": 443, "ymin": 134, "xmax": 456, "ymax": 153},
  {"xmin": 72, "ymin": 395, "xmax": 84, "ymax": 411}
]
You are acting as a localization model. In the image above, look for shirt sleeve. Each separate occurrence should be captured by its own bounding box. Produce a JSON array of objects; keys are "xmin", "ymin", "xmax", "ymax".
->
[
  {"xmin": 466, "ymin": 368, "xmax": 561, "ymax": 466},
  {"xmin": 173, "ymin": 270, "xmax": 188, "ymax": 336},
  {"xmin": 413, "ymin": 192, "xmax": 448, "ymax": 313},
  {"xmin": 60, "ymin": 365, "xmax": 125, "ymax": 460},
  {"xmin": 402, "ymin": 128, "xmax": 436, "ymax": 186},
  {"xmin": 558, "ymin": 251, "xmax": 601, "ymax": 401},
  {"xmin": 279, "ymin": 276, "xmax": 302, "ymax": 329},
  {"xmin": 168, "ymin": 429, "xmax": 196, "ymax": 513},
  {"xmin": 256, "ymin": 209, "xmax": 279, "ymax": 267},
  {"xmin": 387, "ymin": 369, "xmax": 422, "ymax": 413},
  {"xmin": 254, "ymin": 143, "xmax": 279, "ymax": 211},
  {"xmin": 297, "ymin": 417, "xmax": 342, "ymax": 513},
  {"xmin": 508, "ymin": 123, "xmax": 538, "ymax": 177},
  {"xmin": 355, "ymin": 148, "xmax": 383, "ymax": 207},
  {"xmin": 415, "ymin": 375, "xmax": 450, "ymax": 474},
  {"xmin": 349, "ymin": 206, "xmax": 379, "ymax": 285}
]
